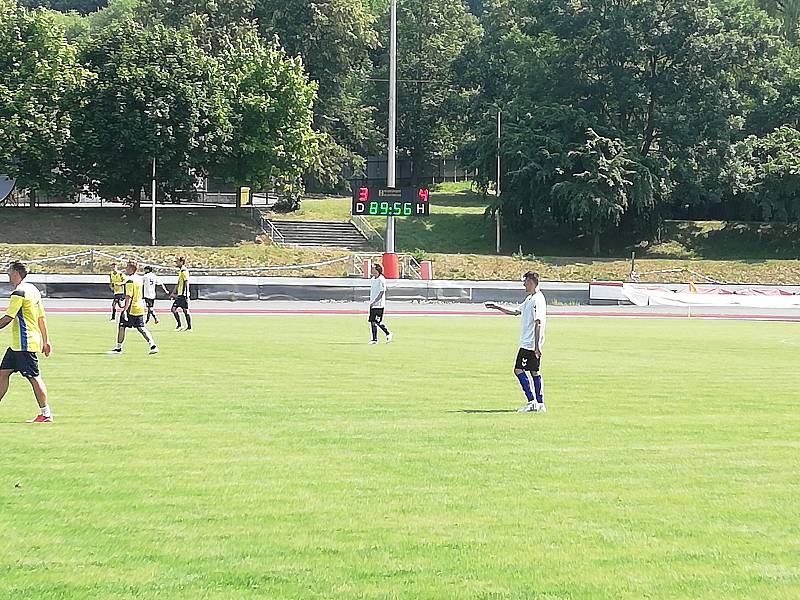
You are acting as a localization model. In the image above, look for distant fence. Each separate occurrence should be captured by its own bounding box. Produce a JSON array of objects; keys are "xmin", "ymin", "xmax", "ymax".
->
[
  {"xmin": 3, "ymin": 189, "xmax": 281, "ymax": 207},
  {"xmin": 362, "ymin": 156, "xmax": 474, "ymax": 186}
]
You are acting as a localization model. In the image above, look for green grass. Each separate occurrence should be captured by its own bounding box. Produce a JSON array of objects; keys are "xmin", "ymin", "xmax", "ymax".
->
[
  {"xmin": 0, "ymin": 207, "xmax": 260, "ymax": 246},
  {"xmin": 643, "ymin": 221, "xmax": 800, "ymax": 260},
  {"xmin": 4, "ymin": 186, "xmax": 800, "ymax": 260},
  {"xmin": 1, "ymin": 316, "xmax": 799, "ymax": 599},
  {"xmin": 3, "ymin": 187, "xmax": 800, "ymax": 281},
  {"xmin": 270, "ymin": 184, "xmax": 495, "ymax": 254}
]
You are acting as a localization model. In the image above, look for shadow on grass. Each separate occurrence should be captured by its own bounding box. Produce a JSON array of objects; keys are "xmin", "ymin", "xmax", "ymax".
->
[
  {"xmin": 396, "ymin": 213, "xmax": 495, "ymax": 254},
  {"xmin": 639, "ymin": 220, "xmax": 800, "ymax": 260},
  {"xmin": 433, "ymin": 192, "xmax": 491, "ymax": 209}
]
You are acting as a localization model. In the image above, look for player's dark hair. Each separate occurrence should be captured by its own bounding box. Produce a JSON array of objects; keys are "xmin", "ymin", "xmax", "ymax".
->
[
  {"xmin": 523, "ymin": 271, "xmax": 540, "ymax": 284},
  {"xmin": 374, "ymin": 263, "xmax": 383, "ymax": 275},
  {"xmin": 9, "ymin": 261, "xmax": 27, "ymax": 279},
  {"xmin": 144, "ymin": 266, "xmax": 153, "ymax": 273}
]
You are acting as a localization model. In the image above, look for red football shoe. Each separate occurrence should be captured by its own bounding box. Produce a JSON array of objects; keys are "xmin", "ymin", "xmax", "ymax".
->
[{"xmin": 26, "ymin": 414, "xmax": 53, "ymax": 423}]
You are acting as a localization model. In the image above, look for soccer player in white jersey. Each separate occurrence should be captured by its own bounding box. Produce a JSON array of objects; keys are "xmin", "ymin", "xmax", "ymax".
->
[
  {"xmin": 485, "ymin": 271, "xmax": 547, "ymax": 413},
  {"xmin": 368, "ymin": 263, "xmax": 393, "ymax": 345},
  {"xmin": 142, "ymin": 266, "xmax": 169, "ymax": 325}
]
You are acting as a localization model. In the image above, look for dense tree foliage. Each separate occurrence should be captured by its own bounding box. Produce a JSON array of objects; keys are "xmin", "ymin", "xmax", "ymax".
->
[
  {"xmin": 21, "ymin": 0, "xmax": 105, "ymax": 14},
  {"xmin": 140, "ymin": 0, "xmax": 379, "ymax": 189},
  {"xmin": 66, "ymin": 22, "xmax": 231, "ymax": 205},
  {"xmin": 368, "ymin": 0, "xmax": 481, "ymax": 182},
  {"xmin": 0, "ymin": 0, "xmax": 87, "ymax": 194},
  {"xmin": 4, "ymin": 0, "xmax": 800, "ymax": 242},
  {"xmin": 2, "ymin": 0, "xmax": 318, "ymax": 206},
  {"xmin": 464, "ymin": 0, "xmax": 799, "ymax": 252},
  {"xmin": 213, "ymin": 27, "xmax": 318, "ymax": 203}
]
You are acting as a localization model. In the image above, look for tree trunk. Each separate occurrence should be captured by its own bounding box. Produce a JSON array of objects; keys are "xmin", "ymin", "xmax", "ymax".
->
[
  {"xmin": 592, "ymin": 232, "xmax": 601, "ymax": 256},
  {"xmin": 28, "ymin": 188, "xmax": 36, "ymax": 208},
  {"xmin": 640, "ymin": 54, "xmax": 658, "ymax": 157}
]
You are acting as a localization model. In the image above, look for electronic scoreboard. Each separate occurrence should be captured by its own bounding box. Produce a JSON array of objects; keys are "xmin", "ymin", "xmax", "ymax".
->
[{"xmin": 351, "ymin": 186, "xmax": 430, "ymax": 216}]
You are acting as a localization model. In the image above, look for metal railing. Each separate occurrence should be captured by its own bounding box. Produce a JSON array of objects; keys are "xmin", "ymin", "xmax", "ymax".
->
[
  {"xmin": 250, "ymin": 209, "xmax": 286, "ymax": 245},
  {"xmin": 263, "ymin": 219, "xmax": 286, "ymax": 245},
  {"xmin": 349, "ymin": 253, "xmax": 423, "ymax": 279},
  {"xmin": 198, "ymin": 191, "xmax": 280, "ymax": 206},
  {"xmin": 350, "ymin": 215, "xmax": 384, "ymax": 247},
  {"xmin": 401, "ymin": 254, "xmax": 422, "ymax": 279}
]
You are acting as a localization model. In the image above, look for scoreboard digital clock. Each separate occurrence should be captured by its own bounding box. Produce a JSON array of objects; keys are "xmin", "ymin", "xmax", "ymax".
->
[{"xmin": 351, "ymin": 186, "xmax": 430, "ymax": 216}]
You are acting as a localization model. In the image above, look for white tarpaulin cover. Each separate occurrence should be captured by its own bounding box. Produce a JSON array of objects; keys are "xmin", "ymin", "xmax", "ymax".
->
[{"xmin": 622, "ymin": 284, "xmax": 800, "ymax": 308}]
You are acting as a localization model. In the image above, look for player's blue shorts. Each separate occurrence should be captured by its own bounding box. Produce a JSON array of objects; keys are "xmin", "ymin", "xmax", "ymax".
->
[{"xmin": 0, "ymin": 348, "xmax": 40, "ymax": 378}]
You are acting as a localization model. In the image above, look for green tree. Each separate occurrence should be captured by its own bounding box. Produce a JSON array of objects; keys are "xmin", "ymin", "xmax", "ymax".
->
[
  {"xmin": 67, "ymin": 21, "xmax": 230, "ymax": 206},
  {"xmin": 0, "ymin": 0, "xmax": 87, "ymax": 196},
  {"xmin": 369, "ymin": 0, "xmax": 481, "ymax": 182},
  {"xmin": 21, "ymin": 0, "xmax": 106, "ymax": 14},
  {"xmin": 552, "ymin": 130, "xmax": 653, "ymax": 255},
  {"xmin": 140, "ymin": 0, "xmax": 379, "ymax": 190},
  {"xmin": 46, "ymin": 0, "xmax": 140, "ymax": 43},
  {"xmin": 467, "ymin": 0, "xmax": 787, "ymax": 236},
  {"xmin": 757, "ymin": 0, "xmax": 800, "ymax": 41},
  {"xmin": 727, "ymin": 126, "xmax": 800, "ymax": 221},
  {"xmin": 212, "ymin": 28, "xmax": 319, "ymax": 205}
]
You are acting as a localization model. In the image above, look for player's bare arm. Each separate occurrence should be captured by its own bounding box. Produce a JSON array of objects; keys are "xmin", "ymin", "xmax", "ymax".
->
[
  {"xmin": 484, "ymin": 302, "xmax": 521, "ymax": 316},
  {"xmin": 0, "ymin": 315, "xmax": 11, "ymax": 330},
  {"xmin": 38, "ymin": 316, "xmax": 52, "ymax": 357},
  {"xmin": 534, "ymin": 320, "xmax": 542, "ymax": 358}
]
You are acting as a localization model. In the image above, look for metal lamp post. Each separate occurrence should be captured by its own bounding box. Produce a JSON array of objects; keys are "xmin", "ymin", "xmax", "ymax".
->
[{"xmin": 383, "ymin": 0, "xmax": 401, "ymax": 277}]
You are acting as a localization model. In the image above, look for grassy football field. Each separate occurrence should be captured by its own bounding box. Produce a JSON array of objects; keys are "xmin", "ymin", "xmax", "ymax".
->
[{"xmin": 0, "ymin": 315, "xmax": 798, "ymax": 599}]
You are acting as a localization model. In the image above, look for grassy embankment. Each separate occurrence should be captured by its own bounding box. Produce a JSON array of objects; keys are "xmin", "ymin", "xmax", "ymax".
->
[{"xmin": 2, "ymin": 185, "xmax": 800, "ymax": 282}]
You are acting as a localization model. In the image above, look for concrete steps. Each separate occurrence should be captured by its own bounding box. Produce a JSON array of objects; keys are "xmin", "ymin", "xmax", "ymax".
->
[{"xmin": 267, "ymin": 220, "xmax": 372, "ymax": 250}]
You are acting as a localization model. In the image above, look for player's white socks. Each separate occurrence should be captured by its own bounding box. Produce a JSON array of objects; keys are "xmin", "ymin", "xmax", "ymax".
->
[
  {"xmin": 41, "ymin": 405, "xmax": 52, "ymax": 418},
  {"xmin": 115, "ymin": 343, "xmax": 123, "ymax": 350}
]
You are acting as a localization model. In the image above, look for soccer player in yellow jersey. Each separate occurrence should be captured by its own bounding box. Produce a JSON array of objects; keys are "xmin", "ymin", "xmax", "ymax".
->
[
  {"xmin": 170, "ymin": 256, "xmax": 192, "ymax": 331},
  {"xmin": 109, "ymin": 262, "xmax": 125, "ymax": 321},
  {"xmin": 108, "ymin": 260, "xmax": 159, "ymax": 355},
  {"xmin": 0, "ymin": 262, "xmax": 54, "ymax": 423}
]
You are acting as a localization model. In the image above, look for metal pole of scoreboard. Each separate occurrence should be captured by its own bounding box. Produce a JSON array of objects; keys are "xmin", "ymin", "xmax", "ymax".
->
[
  {"xmin": 383, "ymin": 0, "xmax": 400, "ymax": 278},
  {"xmin": 496, "ymin": 110, "xmax": 501, "ymax": 254},
  {"xmin": 151, "ymin": 156, "xmax": 157, "ymax": 246}
]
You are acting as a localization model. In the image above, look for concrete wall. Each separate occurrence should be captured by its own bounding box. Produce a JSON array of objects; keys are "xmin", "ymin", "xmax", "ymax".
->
[{"xmin": 0, "ymin": 275, "xmax": 590, "ymax": 305}]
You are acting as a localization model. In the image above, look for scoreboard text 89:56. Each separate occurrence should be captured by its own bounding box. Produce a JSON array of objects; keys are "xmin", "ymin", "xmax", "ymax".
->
[{"xmin": 351, "ymin": 186, "xmax": 430, "ymax": 216}]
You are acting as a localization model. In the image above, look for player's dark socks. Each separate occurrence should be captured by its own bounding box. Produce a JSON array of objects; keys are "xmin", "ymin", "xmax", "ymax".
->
[
  {"xmin": 516, "ymin": 372, "xmax": 534, "ymax": 402},
  {"xmin": 533, "ymin": 374, "xmax": 544, "ymax": 402},
  {"xmin": 378, "ymin": 323, "xmax": 390, "ymax": 336},
  {"xmin": 370, "ymin": 322, "xmax": 378, "ymax": 341},
  {"xmin": 185, "ymin": 313, "xmax": 192, "ymax": 329},
  {"xmin": 174, "ymin": 312, "xmax": 182, "ymax": 327}
]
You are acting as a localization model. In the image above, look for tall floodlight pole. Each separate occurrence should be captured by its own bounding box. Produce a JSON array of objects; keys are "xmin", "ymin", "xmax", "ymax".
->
[
  {"xmin": 496, "ymin": 110, "xmax": 501, "ymax": 254},
  {"xmin": 386, "ymin": 0, "xmax": 398, "ymax": 255},
  {"xmin": 151, "ymin": 157, "xmax": 157, "ymax": 246}
]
